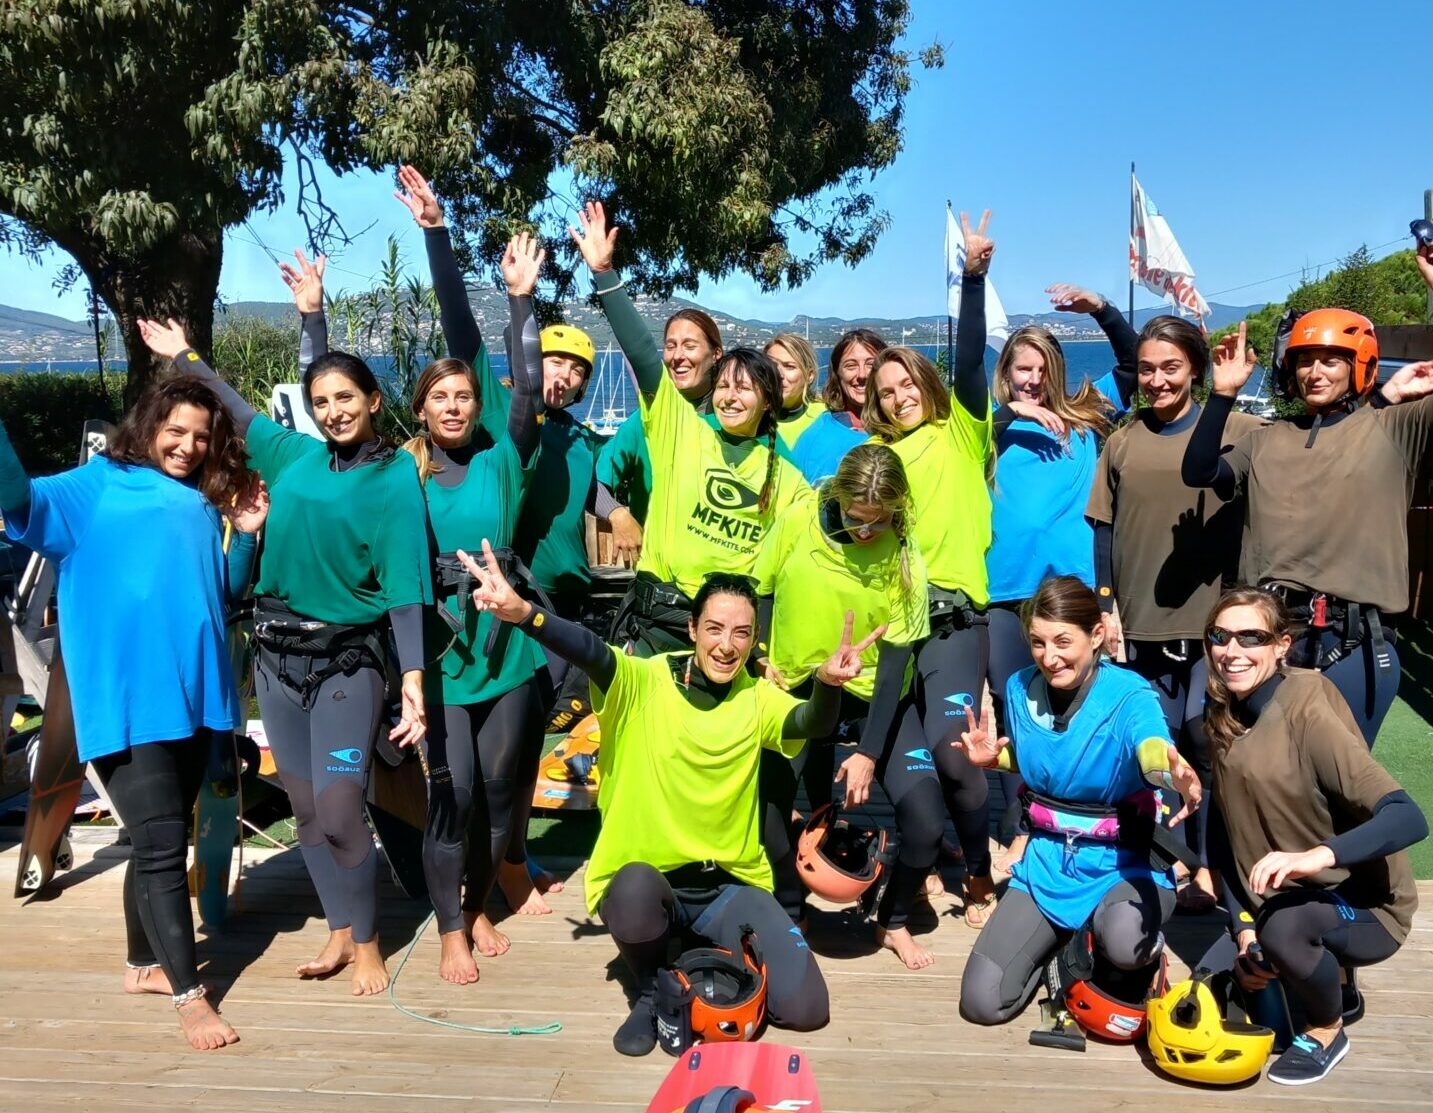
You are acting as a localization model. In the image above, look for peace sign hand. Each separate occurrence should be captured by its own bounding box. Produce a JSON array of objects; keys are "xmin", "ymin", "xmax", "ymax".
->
[
  {"xmin": 952, "ymin": 703, "xmax": 1009, "ymax": 768},
  {"xmin": 501, "ymin": 232, "xmax": 546, "ymax": 297},
  {"xmin": 814, "ymin": 610, "xmax": 888, "ymax": 687},
  {"xmin": 278, "ymin": 248, "xmax": 327, "ymax": 313},
  {"xmin": 568, "ymin": 200, "xmax": 619, "ymax": 274},
  {"xmin": 456, "ymin": 541, "xmax": 533, "ymax": 625},
  {"xmin": 1211, "ymin": 321, "xmax": 1257, "ymax": 398},
  {"xmin": 393, "ymin": 164, "xmax": 444, "ymax": 229},
  {"xmin": 961, "ymin": 209, "xmax": 995, "ymax": 276}
]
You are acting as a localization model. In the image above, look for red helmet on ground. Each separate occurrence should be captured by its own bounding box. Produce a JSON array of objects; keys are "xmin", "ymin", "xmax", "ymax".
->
[
  {"xmin": 1060, "ymin": 925, "xmax": 1168, "ymax": 1042},
  {"xmin": 673, "ymin": 929, "xmax": 768, "ymax": 1044},
  {"xmin": 1279, "ymin": 308, "xmax": 1379, "ymax": 400},
  {"xmin": 795, "ymin": 803, "xmax": 890, "ymax": 905}
]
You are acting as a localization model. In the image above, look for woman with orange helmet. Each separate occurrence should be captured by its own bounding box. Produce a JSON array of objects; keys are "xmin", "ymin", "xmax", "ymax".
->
[{"xmin": 1182, "ymin": 315, "xmax": 1433, "ymax": 745}]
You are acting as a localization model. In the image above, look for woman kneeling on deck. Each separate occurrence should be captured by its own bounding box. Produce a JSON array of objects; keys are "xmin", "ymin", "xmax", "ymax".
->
[
  {"xmin": 955, "ymin": 576, "xmax": 1201, "ymax": 1027},
  {"xmin": 455, "ymin": 545, "xmax": 881, "ymax": 1056}
]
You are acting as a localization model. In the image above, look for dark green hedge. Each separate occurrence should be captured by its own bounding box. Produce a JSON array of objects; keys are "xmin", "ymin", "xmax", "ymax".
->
[{"xmin": 0, "ymin": 372, "xmax": 124, "ymax": 475}]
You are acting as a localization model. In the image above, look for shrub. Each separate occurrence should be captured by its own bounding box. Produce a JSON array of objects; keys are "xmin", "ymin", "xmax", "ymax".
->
[{"xmin": 0, "ymin": 372, "xmax": 124, "ymax": 474}]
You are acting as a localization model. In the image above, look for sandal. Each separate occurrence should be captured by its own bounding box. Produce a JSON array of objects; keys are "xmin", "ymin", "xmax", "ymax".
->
[{"xmin": 963, "ymin": 875, "xmax": 998, "ymax": 928}]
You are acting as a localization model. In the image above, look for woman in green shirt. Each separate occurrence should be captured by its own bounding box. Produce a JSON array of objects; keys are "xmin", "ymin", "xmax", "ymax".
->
[
  {"xmin": 571, "ymin": 201, "xmax": 813, "ymax": 656},
  {"xmin": 138, "ymin": 312, "xmax": 432, "ymax": 999}
]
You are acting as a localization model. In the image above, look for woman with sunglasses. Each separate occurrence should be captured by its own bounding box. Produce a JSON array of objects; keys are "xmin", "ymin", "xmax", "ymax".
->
[
  {"xmin": 1184, "ymin": 319, "xmax": 1433, "ymax": 746},
  {"xmin": 571, "ymin": 201, "xmax": 812, "ymax": 656},
  {"xmin": 791, "ymin": 328, "xmax": 889, "ymax": 486},
  {"xmin": 1086, "ymin": 316, "xmax": 1266, "ymax": 914},
  {"xmin": 755, "ymin": 444, "xmax": 944, "ymax": 968},
  {"xmin": 1201, "ymin": 586, "xmax": 1425, "ymax": 1085},
  {"xmin": 955, "ymin": 576, "xmax": 1201, "ymax": 1026},
  {"xmin": 453, "ymin": 552, "xmax": 880, "ymax": 1054}
]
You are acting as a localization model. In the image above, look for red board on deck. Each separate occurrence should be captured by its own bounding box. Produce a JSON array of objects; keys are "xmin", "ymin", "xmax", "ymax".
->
[{"xmin": 645, "ymin": 1042, "xmax": 821, "ymax": 1113}]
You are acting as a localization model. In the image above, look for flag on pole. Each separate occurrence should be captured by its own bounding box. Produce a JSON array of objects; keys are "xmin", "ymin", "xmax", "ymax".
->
[
  {"xmin": 946, "ymin": 203, "xmax": 1010, "ymax": 347},
  {"xmin": 1129, "ymin": 174, "xmax": 1210, "ymax": 321}
]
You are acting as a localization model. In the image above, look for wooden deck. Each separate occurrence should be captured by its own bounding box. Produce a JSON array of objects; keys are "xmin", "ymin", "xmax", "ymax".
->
[{"xmin": 2, "ymin": 827, "xmax": 1432, "ymax": 1112}]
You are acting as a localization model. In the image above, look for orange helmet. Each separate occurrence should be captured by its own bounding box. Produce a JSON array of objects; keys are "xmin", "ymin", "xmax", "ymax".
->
[
  {"xmin": 1279, "ymin": 308, "xmax": 1379, "ymax": 400},
  {"xmin": 673, "ymin": 929, "xmax": 768, "ymax": 1045},
  {"xmin": 1061, "ymin": 924, "xmax": 1168, "ymax": 1042},
  {"xmin": 795, "ymin": 803, "xmax": 890, "ymax": 905}
]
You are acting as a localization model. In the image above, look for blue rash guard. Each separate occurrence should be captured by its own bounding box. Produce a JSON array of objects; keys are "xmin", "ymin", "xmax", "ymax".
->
[
  {"xmin": 1006, "ymin": 659, "xmax": 1175, "ymax": 929},
  {"xmin": 791, "ymin": 410, "xmax": 868, "ymax": 487},
  {"xmin": 7, "ymin": 456, "xmax": 236, "ymax": 762}
]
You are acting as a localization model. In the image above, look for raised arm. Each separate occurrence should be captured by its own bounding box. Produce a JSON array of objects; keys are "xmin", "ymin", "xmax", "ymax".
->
[
  {"xmin": 137, "ymin": 318, "xmax": 258, "ymax": 434},
  {"xmin": 783, "ymin": 612, "xmax": 887, "ymax": 739},
  {"xmin": 278, "ymin": 249, "xmax": 329, "ymax": 371},
  {"xmin": 499, "ymin": 233, "xmax": 547, "ymax": 465},
  {"xmin": 1048, "ymin": 284, "xmax": 1139, "ymax": 406},
  {"xmin": 393, "ymin": 164, "xmax": 483, "ymax": 367},
  {"xmin": 1181, "ymin": 324, "xmax": 1255, "ymax": 499},
  {"xmin": 571, "ymin": 201, "xmax": 664, "ymax": 399},
  {"xmin": 951, "ymin": 209, "xmax": 994, "ymax": 419}
]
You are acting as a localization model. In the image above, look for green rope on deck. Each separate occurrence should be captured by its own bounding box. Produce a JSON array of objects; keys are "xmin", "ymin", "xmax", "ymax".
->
[{"xmin": 388, "ymin": 911, "xmax": 563, "ymax": 1036}]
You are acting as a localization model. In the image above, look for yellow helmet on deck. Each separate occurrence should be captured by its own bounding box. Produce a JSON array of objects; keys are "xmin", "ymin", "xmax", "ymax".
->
[{"xmin": 1146, "ymin": 974, "xmax": 1274, "ymax": 1086}]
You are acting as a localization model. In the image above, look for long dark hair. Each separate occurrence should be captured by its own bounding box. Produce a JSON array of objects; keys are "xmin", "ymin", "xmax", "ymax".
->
[
  {"xmin": 107, "ymin": 374, "xmax": 251, "ymax": 508},
  {"xmin": 711, "ymin": 348, "xmax": 783, "ymax": 512},
  {"xmin": 1202, "ymin": 586, "xmax": 1293, "ymax": 758},
  {"xmin": 1020, "ymin": 575, "xmax": 1105, "ymax": 640},
  {"xmin": 303, "ymin": 351, "xmax": 388, "ymax": 444},
  {"xmin": 824, "ymin": 327, "xmax": 887, "ymax": 414}
]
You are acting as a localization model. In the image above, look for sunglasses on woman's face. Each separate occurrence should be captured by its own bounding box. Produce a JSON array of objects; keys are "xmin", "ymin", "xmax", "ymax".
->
[
  {"xmin": 840, "ymin": 509, "xmax": 892, "ymax": 536},
  {"xmin": 1206, "ymin": 627, "xmax": 1277, "ymax": 648}
]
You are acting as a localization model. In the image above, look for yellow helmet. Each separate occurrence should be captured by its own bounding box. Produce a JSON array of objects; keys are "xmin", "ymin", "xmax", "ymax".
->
[
  {"xmin": 540, "ymin": 324, "xmax": 595, "ymax": 373},
  {"xmin": 1146, "ymin": 974, "xmax": 1274, "ymax": 1086}
]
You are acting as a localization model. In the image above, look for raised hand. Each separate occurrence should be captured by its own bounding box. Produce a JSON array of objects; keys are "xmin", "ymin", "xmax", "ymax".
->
[
  {"xmin": 137, "ymin": 317, "xmax": 192, "ymax": 361},
  {"xmin": 1046, "ymin": 283, "xmax": 1106, "ymax": 315},
  {"xmin": 227, "ymin": 476, "xmax": 270, "ymax": 535},
  {"xmin": 393, "ymin": 164, "xmax": 444, "ymax": 228},
  {"xmin": 1163, "ymin": 743, "xmax": 1203, "ymax": 826},
  {"xmin": 457, "ymin": 540, "xmax": 533, "ymax": 624},
  {"xmin": 1417, "ymin": 242, "xmax": 1433, "ymax": 294},
  {"xmin": 500, "ymin": 232, "xmax": 546, "ymax": 297},
  {"xmin": 952, "ymin": 703, "xmax": 1008, "ymax": 768},
  {"xmin": 814, "ymin": 610, "xmax": 888, "ymax": 687},
  {"xmin": 1247, "ymin": 845, "xmax": 1335, "ymax": 896},
  {"xmin": 568, "ymin": 200, "xmax": 618, "ymax": 274},
  {"xmin": 835, "ymin": 752, "xmax": 876, "ymax": 808},
  {"xmin": 1210, "ymin": 321, "xmax": 1257, "ymax": 398},
  {"xmin": 1007, "ymin": 400, "xmax": 1067, "ymax": 437},
  {"xmin": 961, "ymin": 209, "xmax": 994, "ymax": 276},
  {"xmin": 278, "ymin": 248, "xmax": 327, "ymax": 314},
  {"xmin": 1380, "ymin": 360, "xmax": 1433, "ymax": 405}
]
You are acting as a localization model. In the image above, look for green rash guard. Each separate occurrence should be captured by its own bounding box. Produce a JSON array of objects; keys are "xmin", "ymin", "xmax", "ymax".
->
[
  {"xmin": 513, "ymin": 412, "xmax": 605, "ymax": 595},
  {"xmin": 422, "ymin": 437, "xmax": 546, "ymax": 704},
  {"xmin": 247, "ymin": 416, "xmax": 433, "ymax": 624}
]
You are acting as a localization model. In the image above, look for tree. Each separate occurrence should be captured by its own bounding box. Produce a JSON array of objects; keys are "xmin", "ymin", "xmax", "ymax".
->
[{"xmin": 0, "ymin": 0, "xmax": 939, "ymax": 402}]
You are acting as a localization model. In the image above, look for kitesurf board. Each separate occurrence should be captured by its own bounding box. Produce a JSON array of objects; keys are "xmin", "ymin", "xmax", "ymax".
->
[
  {"xmin": 191, "ymin": 731, "xmax": 242, "ymax": 930},
  {"xmin": 645, "ymin": 1042, "xmax": 822, "ymax": 1113},
  {"xmin": 270, "ymin": 383, "xmax": 324, "ymax": 439},
  {"xmin": 366, "ymin": 745, "xmax": 429, "ymax": 900},
  {"xmin": 531, "ymin": 713, "xmax": 600, "ymax": 811}
]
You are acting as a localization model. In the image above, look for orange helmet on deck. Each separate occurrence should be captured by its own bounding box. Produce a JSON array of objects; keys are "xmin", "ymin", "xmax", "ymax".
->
[{"xmin": 1278, "ymin": 308, "xmax": 1379, "ymax": 400}]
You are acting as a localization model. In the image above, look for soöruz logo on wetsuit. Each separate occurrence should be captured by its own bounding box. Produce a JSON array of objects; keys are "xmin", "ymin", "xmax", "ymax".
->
[
  {"xmin": 688, "ymin": 469, "xmax": 764, "ymax": 551},
  {"xmin": 327, "ymin": 748, "xmax": 363, "ymax": 772},
  {"xmin": 904, "ymin": 747, "xmax": 935, "ymax": 771}
]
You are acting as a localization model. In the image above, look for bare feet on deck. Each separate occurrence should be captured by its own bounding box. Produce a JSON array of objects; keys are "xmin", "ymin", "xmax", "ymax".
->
[
  {"xmin": 923, "ymin": 870, "xmax": 946, "ymax": 898},
  {"xmin": 466, "ymin": 910, "xmax": 512, "ymax": 957},
  {"xmin": 350, "ymin": 939, "xmax": 390, "ymax": 996},
  {"xmin": 296, "ymin": 927, "xmax": 355, "ymax": 978},
  {"xmin": 498, "ymin": 859, "xmax": 553, "ymax": 915},
  {"xmin": 123, "ymin": 964, "xmax": 173, "ymax": 996},
  {"xmin": 963, "ymin": 874, "xmax": 998, "ymax": 928},
  {"xmin": 176, "ymin": 995, "xmax": 239, "ymax": 1050},
  {"xmin": 438, "ymin": 929, "xmax": 480, "ymax": 985},
  {"xmin": 875, "ymin": 924, "xmax": 935, "ymax": 970}
]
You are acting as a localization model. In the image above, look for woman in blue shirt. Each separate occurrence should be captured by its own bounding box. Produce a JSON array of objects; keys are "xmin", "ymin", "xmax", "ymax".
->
[
  {"xmin": 0, "ymin": 378, "xmax": 263, "ymax": 1051},
  {"xmin": 954, "ymin": 576, "xmax": 1199, "ymax": 1026}
]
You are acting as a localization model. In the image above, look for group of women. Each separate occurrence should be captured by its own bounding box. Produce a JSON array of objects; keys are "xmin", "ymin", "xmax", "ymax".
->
[{"xmin": 3, "ymin": 174, "xmax": 1431, "ymax": 1087}]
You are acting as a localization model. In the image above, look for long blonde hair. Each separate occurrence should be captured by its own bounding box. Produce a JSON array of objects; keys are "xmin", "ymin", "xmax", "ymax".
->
[
  {"xmin": 994, "ymin": 326, "xmax": 1113, "ymax": 439},
  {"xmin": 1201, "ymin": 586, "xmax": 1293, "ymax": 757},
  {"xmin": 820, "ymin": 443, "xmax": 917, "ymax": 595},
  {"xmin": 861, "ymin": 347, "xmax": 951, "ymax": 442},
  {"xmin": 765, "ymin": 333, "xmax": 820, "ymax": 405},
  {"xmin": 403, "ymin": 358, "xmax": 480, "ymax": 482}
]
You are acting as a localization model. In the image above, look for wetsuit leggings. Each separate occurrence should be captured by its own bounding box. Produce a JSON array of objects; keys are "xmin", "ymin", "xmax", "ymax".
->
[
  {"xmin": 1123, "ymin": 641, "xmax": 1212, "ymax": 866},
  {"xmin": 960, "ymin": 876, "xmax": 1175, "ymax": 1025},
  {"xmin": 92, "ymin": 734, "xmax": 209, "ymax": 996},
  {"xmin": 256, "ymin": 647, "xmax": 384, "ymax": 944},
  {"xmin": 599, "ymin": 862, "xmax": 829, "ymax": 1032},
  {"xmin": 916, "ymin": 617, "xmax": 992, "ymax": 878},
  {"xmin": 1291, "ymin": 628, "xmax": 1401, "ymax": 749},
  {"xmin": 1255, "ymin": 890, "xmax": 1400, "ymax": 1028},
  {"xmin": 419, "ymin": 679, "xmax": 544, "ymax": 932}
]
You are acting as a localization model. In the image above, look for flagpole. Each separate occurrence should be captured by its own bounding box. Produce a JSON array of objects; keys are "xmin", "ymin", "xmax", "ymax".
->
[
  {"xmin": 1127, "ymin": 162, "xmax": 1136, "ymax": 328},
  {"xmin": 945, "ymin": 200, "xmax": 954, "ymax": 372}
]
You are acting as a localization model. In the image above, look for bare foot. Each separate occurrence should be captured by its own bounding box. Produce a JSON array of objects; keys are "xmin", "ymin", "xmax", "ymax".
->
[
  {"xmin": 124, "ymin": 964, "xmax": 173, "ymax": 996},
  {"xmin": 176, "ymin": 996, "xmax": 239, "ymax": 1050},
  {"xmin": 923, "ymin": 870, "xmax": 946, "ymax": 898},
  {"xmin": 350, "ymin": 939, "xmax": 389, "ymax": 996},
  {"xmin": 498, "ymin": 859, "xmax": 552, "ymax": 915},
  {"xmin": 530, "ymin": 859, "xmax": 565, "ymax": 895},
  {"xmin": 296, "ymin": 928, "xmax": 355, "ymax": 978},
  {"xmin": 465, "ymin": 910, "xmax": 511, "ymax": 957},
  {"xmin": 963, "ymin": 874, "xmax": 998, "ymax": 929},
  {"xmin": 438, "ymin": 929, "xmax": 479, "ymax": 985},
  {"xmin": 875, "ymin": 924, "xmax": 935, "ymax": 970},
  {"xmin": 993, "ymin": 834, "xmax": 1027, "ymax": 878}
]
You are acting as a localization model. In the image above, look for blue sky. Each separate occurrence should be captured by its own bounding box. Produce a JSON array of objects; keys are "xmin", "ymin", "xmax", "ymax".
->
[{"xmin": 3, "ymin": 0, "xmax": 1426, "ymax": 321}]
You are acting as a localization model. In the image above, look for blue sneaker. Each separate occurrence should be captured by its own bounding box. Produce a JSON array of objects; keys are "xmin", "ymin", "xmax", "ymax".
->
[{"xmin": 1267, "ymin": 1029, "xmax": 1350, "ymax": 1086}]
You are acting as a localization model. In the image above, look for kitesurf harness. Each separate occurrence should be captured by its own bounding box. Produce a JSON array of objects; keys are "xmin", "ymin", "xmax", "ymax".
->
[
  {"xmin": 431, "ymin": 546, "xmax": 554, "ymax": 663},
  {"xmin": 251, "ymin": 595, "xmax": 388, "ymax": 709},
  {"xmin": 615, "ymin": 572, "xmax": 697, "ymax": 647},
  {"xmin": 1261, "ymin": 580, "xmax": 1393, "ymax": 680},
  {"xmin": 656, "ymin": 927, "xmax": 768, "ymax": 1056},
  {"xmin": 927, "ymin": 586, "xmax": 985, "ymax": 636},
  {"xmin": 1019, "ymin": 786, "xmax": 1200, "ymax": 873}
]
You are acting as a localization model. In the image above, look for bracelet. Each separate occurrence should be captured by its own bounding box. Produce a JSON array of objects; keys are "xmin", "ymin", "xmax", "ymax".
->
[{"xmin": 173, "ymin": 984, "xmax": 207, "ymax": 1008}]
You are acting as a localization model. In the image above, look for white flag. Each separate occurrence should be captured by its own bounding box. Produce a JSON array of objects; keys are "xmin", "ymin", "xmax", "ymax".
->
[
  {"xmin": 1129, "ymin": 175, "xmax": 1210, "ymax": 320},
  {"xmin": 946, "ymin": 205, "xmax": 1010, "ymax": 347}
]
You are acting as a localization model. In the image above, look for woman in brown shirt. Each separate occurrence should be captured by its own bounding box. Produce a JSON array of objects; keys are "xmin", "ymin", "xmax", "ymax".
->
[{"xmin": 1202, "ymin": 586, "xmax": 1426, "ymax": 1086}]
